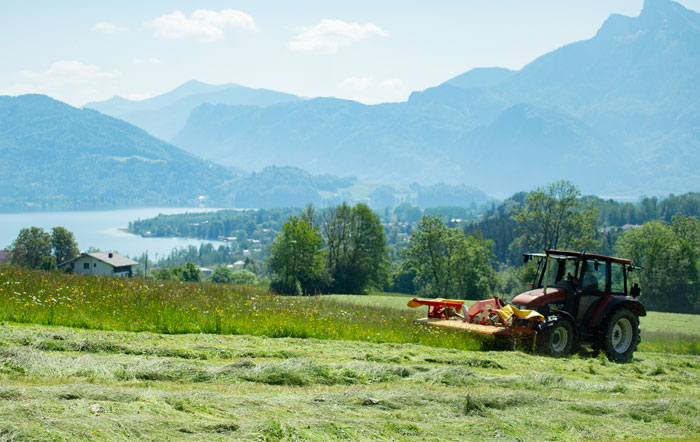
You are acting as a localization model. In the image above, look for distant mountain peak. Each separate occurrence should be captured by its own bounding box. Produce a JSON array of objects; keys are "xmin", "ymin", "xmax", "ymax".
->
[
  {"xmin": 595, "ymin": 0, "xmax": 699, "ymax": 39},
  {"xmin": 642, "ymin": 0, "xmax": 683, "ymax": 14},
  {"xmin": 640, "ymin": 0, "xmax": 699, "ymax": 23}
]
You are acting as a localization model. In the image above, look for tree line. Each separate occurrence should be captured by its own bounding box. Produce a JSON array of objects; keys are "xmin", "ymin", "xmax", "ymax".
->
[
  {"xmin": 7, "ymin": 226, "xmax": 79, "ymax": 270},
  {"xmin": 268, "ymin": 182, "xmax": 700, "ymax": 314},
  {"xmin": 5, "ymin": 182, "xmax": 700, "ymax": 314},
  {"xmin": 268, "ymin": 203, "xmax": 496, "ymax": 299}
]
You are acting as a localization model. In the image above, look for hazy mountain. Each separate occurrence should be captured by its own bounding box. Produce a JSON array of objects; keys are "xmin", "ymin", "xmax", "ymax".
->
[
  {"xmin": 444, "ymin": 67, "xmax": 515, "ymax": 89},
  {"xmin": 3, "ymin": 95, "xmax": 487, "ymax": 211},
  {"xmin": 0, "ymin": 94, "xmax": 234, "ymax": 211},
  {"xmin": 171, "ymin": 0, "xmax": 700, "ymax": 197},
  {"xmin": 86, "ymin": 80, "xmax": 300, "ymax": 140}
]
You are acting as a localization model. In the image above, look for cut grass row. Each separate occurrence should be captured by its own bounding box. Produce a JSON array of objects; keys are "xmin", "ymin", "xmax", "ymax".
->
[{"xmin": 1, "ymin": 323, "xmax": 699, "ymax": 441}]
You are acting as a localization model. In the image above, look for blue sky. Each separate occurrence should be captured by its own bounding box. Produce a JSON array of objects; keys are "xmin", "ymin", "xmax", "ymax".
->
[{"xmin": 2, "ymin": 0, "xmax": 699, "ymax": 106}]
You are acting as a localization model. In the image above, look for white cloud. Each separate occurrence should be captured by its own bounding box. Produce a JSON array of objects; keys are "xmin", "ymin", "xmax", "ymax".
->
[
  {"xmin": 148, "ymin": 9, "xmax": 257, "ymax": 42},
  {"xmin": 339, "ymin": 76, "xmax": 374, "ymax": 91},
  {"xmin": 92, "ymin": 21, "xmax": 129, "ymax": 34},
  {"xmin": 336, "ymin": 76, "xmax": 408, "ymax": 104},
  {"xmin": 0, "ymin": 61, "xmax": 121, "ymax": 106},
  {"xmin": 378, "ymin": 78, "xmax": 404, "ymax": 90},
  {"xmin": 18, "ymin": 61, "xmax": 120, "ymax": 83},
  {"xmin": 288, "ymin": 19, "xmax": 388, "ymax": 53}
]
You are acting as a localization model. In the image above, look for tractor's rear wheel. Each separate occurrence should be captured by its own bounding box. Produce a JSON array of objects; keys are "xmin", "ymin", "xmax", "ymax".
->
[
  {"xmin": 600, "ymin": 308, "xmax": 639, "ymax": 362},
  {"xmin": 537, "ymin": 316, "xmax": 575, "ymax": 357}
]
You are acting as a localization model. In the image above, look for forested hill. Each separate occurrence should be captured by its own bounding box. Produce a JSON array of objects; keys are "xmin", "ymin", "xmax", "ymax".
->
[
  {"xmin": 0, "ymin": 94, "xmax": 234, "ymax": 211},
  {"xmin": 171, "ymin": 0, "xmax": 700, "ymax": 197}
]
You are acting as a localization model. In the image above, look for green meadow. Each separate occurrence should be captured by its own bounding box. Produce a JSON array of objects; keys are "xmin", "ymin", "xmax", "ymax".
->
[{"xmin": 1, "ymin": 267, "xmax": 699, "ymax": 441}]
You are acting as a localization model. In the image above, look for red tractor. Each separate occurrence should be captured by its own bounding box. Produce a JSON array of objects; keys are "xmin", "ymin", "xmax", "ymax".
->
[
  {"xmin": 409, "ymin": 250, "xmax": 646, "ymax": 362},
  {"xmin": 512, "ymin": 250, "xmax": 645, "ymax": 362}
]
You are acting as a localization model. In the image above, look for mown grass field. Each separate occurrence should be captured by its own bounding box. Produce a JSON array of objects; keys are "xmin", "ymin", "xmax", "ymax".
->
[{"xmin": 1, "ymin": 267, "xmax": 699, "ymax": 441}]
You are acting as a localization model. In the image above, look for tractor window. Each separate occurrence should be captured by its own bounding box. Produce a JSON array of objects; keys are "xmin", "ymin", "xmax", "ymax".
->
[
  {"xmin": 610, "ymin": 263, "xmax": 625, "ymax": 294},
  {"xmin": 539, "ymin": 258, "xmax": 579, "ymax": 289},
  {"xmin": 581, "ymin": 260, "xmax": 606, "ymax": 293}
]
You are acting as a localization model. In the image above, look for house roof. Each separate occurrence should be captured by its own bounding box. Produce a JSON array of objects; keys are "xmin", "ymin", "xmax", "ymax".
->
[{"xmin": 59, "ymin": 252, "xmax": 138, "ymax": 267}]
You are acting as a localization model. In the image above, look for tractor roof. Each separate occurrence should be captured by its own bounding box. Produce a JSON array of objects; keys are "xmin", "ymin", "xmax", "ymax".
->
[{"xmin": 525, "ymin": 250, "xmax": 632, "ymax": 265}]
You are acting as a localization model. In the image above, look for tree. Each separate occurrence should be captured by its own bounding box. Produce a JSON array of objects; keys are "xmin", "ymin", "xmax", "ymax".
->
[
  {"xmin": 321, "ymin": 203, "xmax": 389, "ymax": 293},
  {"xmin": 616, "ymin": 218, "xmax": 700, "ymax": 314},
  {"xmin": 173, "ymin": 262, "xmax": 201, "ymax": 282},
  {"xmin": 387, "ymin": 261, "xmax": 418, "ymax": 294},
  {"xmin": 51, "ymin": 227, "xmax": 79, "ymax": 264},
  {"xmin": 11, "ymin": 227, "xmax": 52, "ymax": 269},
  {"xmin": 394, "ymin": 203, "xmax": 422, "ymax": 223},
  {"xmin": 151, "ymin": 267, "xmax": 175, "ymax": 281},
  {"xmin": 268, "ymin": 211, "xmax": 325, "ymax": 295},
  {"xmin": 404, "ymin": 216, "xmax": 495, "ymax": 299},
  {"xmin": 513, "ymin": 180, "xmax": 598, "ymax": 252},
  {"xmin": 230, "ymin": 269, "xmax": 257, "ymax": 285},
  {"xmin": 210, "ymin": 267, "xmax": 257, "ymax": 285},
  {"xmin": 210, "ymin": 266, "xmax": 235, "ymax": 283}
]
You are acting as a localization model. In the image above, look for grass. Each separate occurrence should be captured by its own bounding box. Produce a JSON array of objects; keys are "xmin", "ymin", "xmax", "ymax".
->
[
  {"xmin": 0, "ymin": 267, "xmax": 489, "ymax": 352},
  {"xmin": 0, "ymin": 323, "xmax": 698, "ymax": 441}
]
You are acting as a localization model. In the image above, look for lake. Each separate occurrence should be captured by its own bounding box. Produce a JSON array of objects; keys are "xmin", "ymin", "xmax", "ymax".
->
[{"xmin": 0, "ymin": 208, "xmax": 227, "ymax": 259}]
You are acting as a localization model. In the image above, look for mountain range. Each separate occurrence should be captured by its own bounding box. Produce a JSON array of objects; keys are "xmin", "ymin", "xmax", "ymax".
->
[
  {"xmin": 86, "ymin": 80, "xmax": 300, "ymax": 141},
  {"xmin": 5, "ymin": 0, "xmax": 699, "ymax": 211},
  {"xmin": 1, "ymin": 95, "xmax": 487, "ymax": 211},
  {"xmin": 85, "ymin": 0, "xmax": 697, "ymax": 198}
]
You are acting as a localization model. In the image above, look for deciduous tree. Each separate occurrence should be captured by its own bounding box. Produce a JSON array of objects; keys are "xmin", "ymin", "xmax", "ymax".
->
[
  {"xmin": 405, "ymin": 216, "xmax": 495, "ymax": 299},
  {"xmin": 51, "ymin": 226, "xmax": 79, "ymax": 264},
  {"xmin": 269, "ymin": 209, "xmax": 325, "ymax": 295},
  {"xmin": 513, "ymin": 180, "xmax": 598, "ymax": 252},
  {"xmin": 11, "ymin": 227, "xmax": 52, "ymax": 269},
  {"xmin": 616, "ymin": 217, "xmax": 700, "ymax": 314},
  {"xmin": 321, "ymin": 203, "xmax": 389, "ymax": 294}
]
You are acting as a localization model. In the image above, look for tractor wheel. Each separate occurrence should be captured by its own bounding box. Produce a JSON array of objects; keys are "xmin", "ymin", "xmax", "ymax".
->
[
  {"xmin": 537, "ymin": 316, "xmax": 575, "ymax": 357},
  {"xmin": 600, "ymin": 308, "xmax": 639, "ymax": 362}
]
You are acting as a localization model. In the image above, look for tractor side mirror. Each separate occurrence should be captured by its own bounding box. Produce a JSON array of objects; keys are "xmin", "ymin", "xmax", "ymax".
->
[
  {"xmin": 523, "ymin": 255, "xmax": 530, "ymax": 264},
  {"xmin": 630, "ymin": 283, "xmax": 640, "ymax": 298},
  {"xmin": 594, "ymin": 261, "xmax": 599, "ymax": 271}
]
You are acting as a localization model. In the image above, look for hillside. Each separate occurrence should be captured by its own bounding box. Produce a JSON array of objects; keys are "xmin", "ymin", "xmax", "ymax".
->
[
  {"xmin": 0, "ymin": 94, "xmax": 234, "ymax": 211},
  {"xmin": 86, "ymin": 80, "xmax": 300, "ymax": 141},
  {"xmin": 171, "ymin": 0, "xmax": 700, "ymax": 197}
]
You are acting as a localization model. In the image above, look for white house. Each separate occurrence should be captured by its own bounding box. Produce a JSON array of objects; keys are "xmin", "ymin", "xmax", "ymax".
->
[{"xmin": 59, "ymin": 252, "xmax": 137, "ymax": 277}]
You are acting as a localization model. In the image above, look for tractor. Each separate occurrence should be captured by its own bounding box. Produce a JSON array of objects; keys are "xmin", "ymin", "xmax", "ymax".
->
[{"xmin": 408, "ymin": 250, "xmax": 646, "ymax": 362}]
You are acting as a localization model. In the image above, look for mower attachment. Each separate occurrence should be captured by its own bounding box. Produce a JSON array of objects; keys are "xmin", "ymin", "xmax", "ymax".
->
[{"xmin": 408, "ymin": 297, "xmax": 543, "ymax": 336}]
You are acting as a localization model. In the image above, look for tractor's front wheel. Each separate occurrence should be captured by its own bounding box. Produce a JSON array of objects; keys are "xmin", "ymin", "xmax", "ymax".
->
[
  {"xmin": 600, "ymin": 308, "xmax": 639, "ymax": 362},
  {"xmin": 537, "ymin": 316, "xmax": 575, "ymax": 357}
]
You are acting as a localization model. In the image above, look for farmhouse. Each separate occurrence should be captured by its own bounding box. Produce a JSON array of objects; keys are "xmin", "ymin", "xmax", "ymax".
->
[
  {"xmin": 0, "ymin": 250, "xmax": 12, "ymax": 265},
  {"xmin": 59, "ymin": 252, "xmax": 137, "ymax": 277}
]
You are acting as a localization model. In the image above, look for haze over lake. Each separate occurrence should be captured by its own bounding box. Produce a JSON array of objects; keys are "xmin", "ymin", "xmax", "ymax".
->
[{"xmin": 0, "ymin": 208, "xmax": 226, "ymax": 259}]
